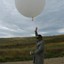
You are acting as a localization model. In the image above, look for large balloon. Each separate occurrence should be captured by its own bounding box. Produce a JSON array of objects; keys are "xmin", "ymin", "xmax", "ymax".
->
[{"xmin": 15, "ymin": 0, "xmax": 45, "ymax": 18}]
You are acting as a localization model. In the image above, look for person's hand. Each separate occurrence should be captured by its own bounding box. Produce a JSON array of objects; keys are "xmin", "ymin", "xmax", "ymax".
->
[{"xmin": 30, "ymin": 51, "xmax": 33, "ymax": 55}]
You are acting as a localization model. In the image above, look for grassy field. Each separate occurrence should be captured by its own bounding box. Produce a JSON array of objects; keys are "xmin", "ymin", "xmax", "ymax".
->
[{"xmin": 0, "ymin": 35, "xmax": 64, "ymax": 62}]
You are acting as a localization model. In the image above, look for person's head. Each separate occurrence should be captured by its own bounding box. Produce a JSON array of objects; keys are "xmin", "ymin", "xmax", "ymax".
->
[{"xmin": 37, "ymin": 34, "xmax": 42, "ymax": 41}]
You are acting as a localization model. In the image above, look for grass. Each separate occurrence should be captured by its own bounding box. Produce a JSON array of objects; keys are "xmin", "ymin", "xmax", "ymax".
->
[{"xmin": 0, "ymin": 35, "xmax": 64, "ymax": 62}]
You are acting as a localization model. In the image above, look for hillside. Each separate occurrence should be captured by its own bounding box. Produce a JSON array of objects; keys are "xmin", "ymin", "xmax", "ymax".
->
[{"xmin": 0, "ymin": 35, "xmax": 64, "ymax": 62}]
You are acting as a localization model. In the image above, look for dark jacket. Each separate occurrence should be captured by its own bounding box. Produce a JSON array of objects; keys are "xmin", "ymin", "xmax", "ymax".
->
[{"xmin": 33, "ymin": 40, "xmax": 44, "ymax": 64}]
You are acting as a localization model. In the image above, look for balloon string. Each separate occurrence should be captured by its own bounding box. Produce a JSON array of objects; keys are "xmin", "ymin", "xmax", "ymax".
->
[
  {"xmin": 32, "ymin": 17, "xmax": 34, "ymax": 21},
  {"xmin": 19, "ymin": 18, "xmax": 38, "ymax": 34},
  {"xmin": 32, "ymin": 17, "xmax": 38, "ymax": 27}
]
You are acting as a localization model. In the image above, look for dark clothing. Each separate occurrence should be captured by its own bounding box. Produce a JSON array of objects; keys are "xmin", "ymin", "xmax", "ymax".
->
[{"xmin": 33, "ymin": 40, "xmax": 44, "ymax": 64}]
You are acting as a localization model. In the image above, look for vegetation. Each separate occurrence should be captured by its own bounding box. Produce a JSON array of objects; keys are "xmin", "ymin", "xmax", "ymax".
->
[{"xmin": 0, "ymin": 35, "xmax": 64, "ymax": 62}]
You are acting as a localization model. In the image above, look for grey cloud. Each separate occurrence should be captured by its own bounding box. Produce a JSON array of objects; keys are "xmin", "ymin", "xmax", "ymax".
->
[{"xmin": 0, "ymin": 0, "xmax": 64, "ymax": 37}]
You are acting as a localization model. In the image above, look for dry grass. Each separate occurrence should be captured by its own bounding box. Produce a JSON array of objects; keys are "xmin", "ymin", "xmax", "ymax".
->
[{"xmin": 0, "ymin": 35, "xmax": 64, "ymax": 62}]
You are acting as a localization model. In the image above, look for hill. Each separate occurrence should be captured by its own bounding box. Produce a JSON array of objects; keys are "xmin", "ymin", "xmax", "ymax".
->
[{"xmin": 0, "ymin": 35, "xmax": 64, "ymax": 62}]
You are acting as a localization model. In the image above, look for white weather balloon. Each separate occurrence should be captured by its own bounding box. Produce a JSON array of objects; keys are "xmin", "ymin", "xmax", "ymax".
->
[{"xmin": 15, "ymin": 0, "xmax": 45, "ymax": 18}]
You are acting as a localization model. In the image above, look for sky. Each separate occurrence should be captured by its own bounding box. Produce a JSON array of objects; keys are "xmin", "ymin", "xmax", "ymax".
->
[{"xmin": 0, "ymin": 0, "xmax": 64, "ymax": 38}]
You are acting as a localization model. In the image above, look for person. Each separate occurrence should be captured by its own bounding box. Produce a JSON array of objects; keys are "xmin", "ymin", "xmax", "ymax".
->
[{"xmin": 30, "ymin": 27, "xmax": 44, "ymax": 64}]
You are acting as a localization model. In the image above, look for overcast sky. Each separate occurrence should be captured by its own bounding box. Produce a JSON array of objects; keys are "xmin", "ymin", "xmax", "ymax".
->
[{"xmin": 0, "ymin": 0, "xmax": 64, "ymax": 38}]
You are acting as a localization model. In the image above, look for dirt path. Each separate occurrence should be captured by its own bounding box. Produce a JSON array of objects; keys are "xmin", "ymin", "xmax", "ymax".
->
[{"xmin": 1, "ymin": 57, "xmax": 64, "ymax": 64}]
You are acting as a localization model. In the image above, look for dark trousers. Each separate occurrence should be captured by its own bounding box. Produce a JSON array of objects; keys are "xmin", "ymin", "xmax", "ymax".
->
[{"xmin": 33, "ymin": 54, "xmax": 35, "ymax": 64}]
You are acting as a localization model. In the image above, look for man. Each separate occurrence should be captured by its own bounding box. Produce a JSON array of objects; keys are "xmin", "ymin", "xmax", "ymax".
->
[{"xmin": 30, "ymin": 27, "xmax": 44, "ymax": 64}]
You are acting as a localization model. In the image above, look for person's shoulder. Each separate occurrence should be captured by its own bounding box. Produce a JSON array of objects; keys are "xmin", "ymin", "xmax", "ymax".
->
[
  {"xmin": 40, "ymin": 40, "xmax": 44, "ymax": 44},
  {"xmin": 39, "ymin": 40, "xmax": 43, "ymax": 44},
  {"xmin": 40, "ymin": 40, "xmax": 44, "ymax": 42}
]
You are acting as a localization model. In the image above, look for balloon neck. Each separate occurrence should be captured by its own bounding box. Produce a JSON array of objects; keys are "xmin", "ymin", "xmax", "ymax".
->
[{"xmin": 32, "ymin": 17, "xmax": 34, "ymax": 21}]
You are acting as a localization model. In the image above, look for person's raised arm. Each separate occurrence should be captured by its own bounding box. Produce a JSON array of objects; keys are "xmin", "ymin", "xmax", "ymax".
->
[{"xmin": 35, "ymin": 27, "xmax": 38, "ymax": 36}]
